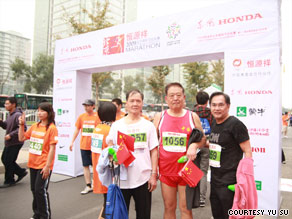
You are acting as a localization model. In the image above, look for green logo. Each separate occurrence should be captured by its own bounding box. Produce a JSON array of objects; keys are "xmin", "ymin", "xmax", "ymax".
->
[
  {"xmin": 57, "ymin": 109, "xmax": 62, "ymax": 115},
  {"xmin": 237, "ymin": 107, "xmax": 247, "ymax": 117},
  {"xmin": 255, "ymin": 180, "xmax": 262, "ymax": 191},
  {"xmin": 58, "ymin": 154, "xmax": 68, "ymax": 162}
]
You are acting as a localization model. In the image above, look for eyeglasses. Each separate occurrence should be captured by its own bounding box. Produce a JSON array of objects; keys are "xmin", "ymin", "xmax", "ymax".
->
[{"xmin": 167, "ymin": 94, "xmax": 183, "ymax": 99}]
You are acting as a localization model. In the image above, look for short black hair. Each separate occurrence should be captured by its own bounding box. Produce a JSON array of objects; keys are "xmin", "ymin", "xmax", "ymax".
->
[
  {"xmin": 165, "ymin": 82, "xmax": 184, "ymax": 95},
  {"xmin": 112, "ymin": 98, "xmax": 123, "ymax": 106},
  {"xmin": 6, "ymin": 97, "xmax": 17, "ymax": 107},
  {"xmin": 98, "ymin": 102, "xmax": 116, "ymax": 122},
  {"xmin": 209, "ymin": 92, "xmax": 231, "ymax": 105},
  {"xmin": 196, "ymin": 91, "xmax": 209, "ymax": 105},
  {"xmin": 126, "ymin": 89, "xmax": 144, "ymax": 101}
]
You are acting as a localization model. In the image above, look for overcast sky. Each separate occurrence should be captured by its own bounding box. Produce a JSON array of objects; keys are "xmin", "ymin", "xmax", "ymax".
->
[{"xmin": 0, "ymin": 0, "xmax": 291, "ymax": 108}]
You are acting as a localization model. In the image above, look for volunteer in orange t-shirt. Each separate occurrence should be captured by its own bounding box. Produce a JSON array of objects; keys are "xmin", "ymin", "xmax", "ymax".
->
[
  {"xmin": 18, "ymin": 102, "xmax": 58, "ymax": 219},
  {"xmin": 69, "ymin": 99, "xmax": 100, "ymax": 195},
  {"xmin": 112, "ymin": 98, "xmax": 125, "ymax": 120},
  {"xmin": 282, "ymin": 112, "xmax": 289, "ymax": 138},
  {"xmin": 91, "ymin": 102, "xmax": 116, "ymax": 218}
]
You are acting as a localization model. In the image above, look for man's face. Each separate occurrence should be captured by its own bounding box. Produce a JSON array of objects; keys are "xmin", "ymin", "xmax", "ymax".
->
[
  {"xmin": 210, "ymin": 95, "xmax": 230, "ymax": 122},
  {"xmin": 84, "ymin": 105, "xmax": 95, "ymax": 113},
  {"xmin": 4, "ymin": 100, "xmax": 15, "ymax": 112},
  {"xmin": 165, "ymin": 86, "xmax": 185, "ymax": 110},
  {"xmin": 126, "ymin": 93, "xmax": 143, "ymax": 115}
]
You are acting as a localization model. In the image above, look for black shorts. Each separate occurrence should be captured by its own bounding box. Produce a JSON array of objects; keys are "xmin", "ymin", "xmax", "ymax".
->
[{"xmin": 80, "ymin": 149, "xmax": 92, "ymax": 167}]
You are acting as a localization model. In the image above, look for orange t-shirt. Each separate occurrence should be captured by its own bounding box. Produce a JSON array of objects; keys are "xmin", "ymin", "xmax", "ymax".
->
[
  {"xmin": 25, "ymin": 123, "xmax": 58, "ymax": 170},
  {"xmin": 75, "ymin": 112, "xmax": 100, "ymax": 150},
  {"xmin": 91, "ymin": 123, "xmax": 111, "ymax": 194},
  {"xmin": 116, "ymin": 111, "xmax": 126, "ymax": 121},
  {"xmin": 282, "ymin": 114, "xmax": 289, "ymax": 126}
]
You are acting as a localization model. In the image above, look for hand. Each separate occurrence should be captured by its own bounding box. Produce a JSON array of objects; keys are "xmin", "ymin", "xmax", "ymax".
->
[
  {"xmin": 69, "ymin": 143, "xmax": 73, "ymax": 151},
  {"xmin": 148, "ymin": 174, "xmax": 157, "ymax": 192},
  {"xmin": 5, "ymin": 135, "xmax": 11, "ymax": 140},
  {"xmin": 18, "ymin": 112, "xmax": 26, "ymax": 125},
  {"xmin": 186, "ymin": 143, "xmax": 198, "ymax": 161},
  {"xmin": 41, "ymin": 166, "xmax": 50, "ymax": 179}
]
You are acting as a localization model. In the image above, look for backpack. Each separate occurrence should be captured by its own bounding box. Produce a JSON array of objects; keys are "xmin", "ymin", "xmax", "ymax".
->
[
  {"xmin": 105, "ymin": 166, "xmax": 128, "ymax": 219},
  {"xmin": 200, "ymin": 118, "xmax": 211, "ymax": 135}
]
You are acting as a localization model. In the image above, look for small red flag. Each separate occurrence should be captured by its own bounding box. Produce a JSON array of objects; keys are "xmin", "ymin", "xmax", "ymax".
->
[
  {"xmin": 117, "ymin": 131, "xmax": 135, "ymax": 152},
  {"xmin": 116, "ymin": 140, "xmax": 135, "ymax": 168},
  {"xmin": 178, "ymin": 159, "xmax": 204, "ymax": 187}
]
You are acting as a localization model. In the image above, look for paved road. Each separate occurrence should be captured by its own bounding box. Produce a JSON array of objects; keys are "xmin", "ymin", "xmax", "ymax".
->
[{"xmin": 0, "ymin": 128, "xmax": 291, "ymax": 219}]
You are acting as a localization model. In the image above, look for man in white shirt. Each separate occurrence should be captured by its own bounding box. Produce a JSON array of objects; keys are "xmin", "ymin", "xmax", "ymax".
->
[{"xmin": 107, "ymin": 89, "xmax": 158, "ymax": 219}]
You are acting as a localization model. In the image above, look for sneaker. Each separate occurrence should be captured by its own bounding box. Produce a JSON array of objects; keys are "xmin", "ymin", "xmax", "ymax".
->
[
  {"xmin": 81, "ymin": 186, "xmax": 93, "ymax": 195},
  {"xmin": 16, "ymin": 170, "xmax": 28, "ymax": 183},
  {"xmin": 200, "ymin": 200, "xmax": 206, "ymax": 207}
]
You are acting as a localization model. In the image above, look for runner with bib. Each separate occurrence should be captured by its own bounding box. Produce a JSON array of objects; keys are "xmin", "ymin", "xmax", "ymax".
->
[
  {"xmin": 209, "ymin": 92, "xmax": 252, "ymax": 219},
  {"xmin": 18, "ymin": 102, "xmax": 58, "ymax": 219},
  {"xmin": 153, "ymin": 82, "xmax": 206, "ymax": 219}
]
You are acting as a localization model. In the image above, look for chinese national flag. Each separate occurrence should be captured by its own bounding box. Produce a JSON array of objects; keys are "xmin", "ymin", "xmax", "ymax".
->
[
  {"xmin": 116, "ymin": 140, "xmax": 135, "ymax": 168},
  {"xmin": 178, "ymin": 159, "xmax": 204, "ymax": 187},
  {"xmin": 117, "ymin": 131, "xmax": 135, "ymax": 152}
]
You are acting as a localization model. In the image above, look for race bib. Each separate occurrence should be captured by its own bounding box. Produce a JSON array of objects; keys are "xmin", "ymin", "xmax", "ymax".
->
[
  {"xmin": 209, "ymin": 143, "xmax": 222, "ymax": 168},
  {"xmin": 91, "ymin": 133, "xmax": 103, "ymax": 153},
  {"xmin": 129, "ymin": 133, "xmax": 147, "ymax": 149},
  {"xmin": 82, "ymin": 124, "xmax": 95, "ymax": 136},
  {"xmin": 162, "ymin": 132, "xmax": 187, "ymax": 152},
  {"xmin": 29, "ymin": 137, "xmax": 44, "ymax": 155}
]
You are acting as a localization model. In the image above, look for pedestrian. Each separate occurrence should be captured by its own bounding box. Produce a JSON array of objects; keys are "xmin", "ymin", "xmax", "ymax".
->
[
  {"xmin": 112, "ymin": 98, "xmax": 125, "ymax": 121},
  {"xmin": 107, "ymin": 89, "xmax": 159, "ymax": 219},
  {"xmin": 193, "ymin": 91, "xmax": 213, "ymax": 207},
  {"xmin": 0, "ymin": 96, "xmax": 27, "ymax": 188},
  {"xmin": 153, "ymin": 82, "xmax": 206, "ymax": 219},
  {"xmin": 69, "ymin": 99, "xmax": 100, "ymax": 194},
  {"xmin": 208, "ymin": 92, "xmax": 252, "ymax": 219},
  {"xmin": 91, "ymin": 102, "xmax": 116, "ymax": 218},
  {"xmin": 282, "ymin": 112, "xmax": 289, "ymax": 138},
  {"xmin": 18, "ymin": 102, "xmax": 58, "ymax": 219}
]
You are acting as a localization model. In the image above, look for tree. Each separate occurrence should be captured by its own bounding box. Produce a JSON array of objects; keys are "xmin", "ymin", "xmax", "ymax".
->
[
  {"xmin": 10, "ymin": 54, "xmax": 54, "ymax": 94},
  {"xmin": 147, "ymin": 65, "xmax": 170, "ymax": 110},
  {"xmin": 64, "ymin": 0, "xmax": 113, "ymax": 105},
  {"xmin": 183, "ymin": 62, "xmax": 213, "ymax": 104},
  {"xmin": 211, "ymin": 60, "xmax": 224, "ymax": 91},
  {"xmin": 0, "ymin": 71, "xmax": 11, "ymax": 94},
  {"xmin": 123, "ymin": 74, "xmax": 146, "ymax": 97}
]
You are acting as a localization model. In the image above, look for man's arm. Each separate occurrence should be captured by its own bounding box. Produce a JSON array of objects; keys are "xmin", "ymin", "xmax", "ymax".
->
[
  {"xmin": 239, "ymin": 140, "xmax": 252, "ymax": 158},
  {"xmin": 148, "ymin": 147, "xmax": 158, "ymax": 192},
  {"xmin": 186, "ymin": 112, "xmax": 207, "ymax": 161},
  {"xmin": 69, "ymin": 128, "xmax": 80, "ymax": 151},
  {"xmin": 0, "ymin": 119, "xmax": 7, "ymax": 129}
]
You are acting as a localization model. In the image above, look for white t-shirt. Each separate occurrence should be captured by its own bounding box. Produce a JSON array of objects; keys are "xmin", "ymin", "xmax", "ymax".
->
[{"xmin": 106, "ymin": 117, "xmax": 159, "ymax": 189}]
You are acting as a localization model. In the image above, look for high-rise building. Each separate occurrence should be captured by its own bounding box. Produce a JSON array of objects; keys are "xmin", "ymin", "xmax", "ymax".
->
[
  {"xmin": 33, "ymin": 0, "xmax": 137, "ymax": 58},
  {"xmin": 0, "ymin": 31, "xmax": 31, "ymax": 95}
]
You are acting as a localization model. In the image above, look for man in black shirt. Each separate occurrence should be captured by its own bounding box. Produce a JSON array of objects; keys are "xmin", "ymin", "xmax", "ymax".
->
[{"xmin": 209, "ymin": 92, "xmax": 252, "ymax": 219}]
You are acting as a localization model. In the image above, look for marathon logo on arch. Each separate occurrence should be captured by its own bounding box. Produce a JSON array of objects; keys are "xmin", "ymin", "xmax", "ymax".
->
[
  {"xmin": 248, "ymin": 128, "xmax": 269, "ymax": 136},
  {"xmin": 231, "ymin": 89, "xmax": 272, "ymax": 96},
  {"xmin": 57, "ymin": 108, "xmax": 70, "ymax": 116},
  {"xmin": 166, "ymin": 22, "xmax": 181, "ymax": 46},
  {"xmin": 55, "ymin": 77, "xmax": 73, "ymax": 90},
  {"xmin": 56, "ymin": 121, "xmax": 71, "ymax": 128},
  {"xmin": 58, "ymin": 133, "xmax": 70, "ymax": 139},
  {"xmin": 103, "ymin": 34, "xmax": 125, "ymax": 55}
]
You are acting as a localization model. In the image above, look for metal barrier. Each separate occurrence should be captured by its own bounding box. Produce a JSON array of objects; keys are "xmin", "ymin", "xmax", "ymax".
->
[{"xmin": 0, "ymin": 109, "xmax": 39, "ymax": 123}]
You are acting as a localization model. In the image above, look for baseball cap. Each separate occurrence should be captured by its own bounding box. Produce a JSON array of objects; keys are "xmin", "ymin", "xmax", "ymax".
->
[{"xmin": 82, "ymin": 99, "xmax": 95, "ymax": 106}]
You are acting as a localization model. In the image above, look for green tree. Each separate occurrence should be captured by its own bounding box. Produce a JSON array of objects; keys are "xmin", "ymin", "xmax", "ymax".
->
[
  {"xmin": 147, "ymin": 65, "xmax": 170, "ymax": 110},
  {"xmin": 123, "ymin": 75, "xmax": 136, "ymax": 96},
  {"xmin": 64, "ymin": 0, "xmax": 113, "ymax": 105},
  {"xmin": 10, "ymin": 54, "xmax": 54, "ymax": 94},
  {"xmin": 183, "ymin": 62, "xmax": 213, "ymax": 104},
  {"xmin": 211, "ymin": 60, "xmax": 224, "ymax": 91},
  {"xmin": 0, "ymin": 71, "xmax": 11, "ymax": 94}
]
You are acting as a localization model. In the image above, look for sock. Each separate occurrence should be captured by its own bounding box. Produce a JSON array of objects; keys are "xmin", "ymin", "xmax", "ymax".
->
[{"xmin": 87, "ymin": 183, "xmax": 91, "ymax": 188}]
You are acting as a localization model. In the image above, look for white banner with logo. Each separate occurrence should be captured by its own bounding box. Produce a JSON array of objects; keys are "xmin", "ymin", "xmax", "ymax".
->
[
  {"xmin": 54, "ymin": 0, "xmax": 280, "ymax": 74},
  {"xmin": 53, "ymin": 71, "xmax": 92, "ymax": 177},
  {"xmin": 225, "ymin": 47, "xmax": 281, "ymax": 212}
]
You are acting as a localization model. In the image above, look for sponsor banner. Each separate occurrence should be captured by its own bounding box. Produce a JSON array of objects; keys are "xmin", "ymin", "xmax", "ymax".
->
[
  {"xmin": 225, "ymin": 47, "xmax": 281, "ymax": 212},
  {"xmin": 53, "ymin": 71, "xmax": 92, "ymax": 177},
  {"xmin": 54, "ymin": 0, "xmax": 280, "ymax": 73}
]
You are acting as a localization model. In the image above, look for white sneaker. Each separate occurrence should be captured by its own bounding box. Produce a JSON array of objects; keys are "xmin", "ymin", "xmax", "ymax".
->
[{"xmin": 81, "ymin": 186, "xmax": 93, "ymax": 195}]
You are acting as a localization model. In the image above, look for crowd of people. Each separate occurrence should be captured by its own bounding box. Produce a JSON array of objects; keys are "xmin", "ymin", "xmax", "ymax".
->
[{"xmin": 1, "ymin": 81, "xmax": 287, "ymax": 219}]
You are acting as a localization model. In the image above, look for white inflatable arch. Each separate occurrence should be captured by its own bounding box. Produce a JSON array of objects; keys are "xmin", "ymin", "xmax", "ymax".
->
[{"xmin": 53, "ymin": 0, "xmax": 282, "ymax": 214}]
